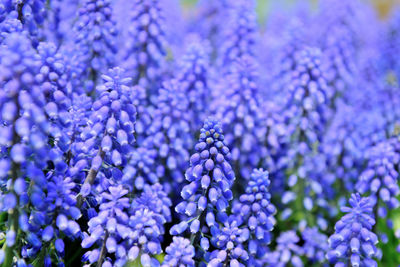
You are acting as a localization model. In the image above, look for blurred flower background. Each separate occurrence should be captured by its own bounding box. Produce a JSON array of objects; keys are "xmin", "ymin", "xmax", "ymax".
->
[
  {"xmin": 182, "ymin": 0, "xmax": 400, "ymax": 19},
  {"xmin": 1, "ymin": 0, "xmax": 400, "ymax": 266}
]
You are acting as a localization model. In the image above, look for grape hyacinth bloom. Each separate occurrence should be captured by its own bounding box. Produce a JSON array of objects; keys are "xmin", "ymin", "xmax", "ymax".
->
[
  {"xmin": 130, "ymin": 84, "xmax": 153, "ymax": 144},
  {"xmin": 267, "ymin": 18, "xmax": 307, "ymax": 100},
  {"xmin": 77, "ymin": 68, "xmax": 136, "ymax": 202},
  {"xmin": 34, "ymin": 171, "xmax": 82, "ymax": 264},
  {"xmin": 72, "ymin": 0, "xmax": 118, "ymax": 85},
  {"xmin": 0, "ymin": 0, "xmax": 398, "ymax": 266},
  {"xmin": 356, "ymin": 140, "xmax": 400, "ymax": 218},
  {"xmin": 122, "ymin": 146, "xmax": 162, "ymax": 191},
  {"xmin": 301, "ymin": 227, "xmax": 329, "ymax": 265},
  {"xmin": 317, "ymin": 0, "xmax": 377, "ymax": 55},
  {"xmin": 83, "ymin": 184, "xmax": 170, "ymax": 267},
  {"xmin": 37, "ymin": 42, "xmax": 71, "ymax": 99},
  {"xmin": 36, "ymin": 41, "xmax": 72, "ymax": 151},
  {"xmin": 319, "ymin": 103, "xmax": 367, "ymax": 193},
  {"xmin": 160, "ymin": 0, "xmax": 186, "ymax": 53},
  {"xmin": 0, "ymin": 33, "xmax": 44, "ymax": 266},
  {"xmin": 190, "ymin": 0, "xmax": 229, "ymax": 48},
  {"xmin": 170, "ymin": 119, "xmax": 235, "ymax": 251},
  {"xmin": 64, "ymin": 92, "xmax": 92, "ymax": 173},
  {"xmin": 265, "ymin": 230, "xmax": 304, "ymax": 267},
  {"xmin": 127, "ymin": 208, "xmax": 165, "ymax": 267},
  {"xmin": 0, "ymin": 0, "xmax": 47, "ymax": 46},
  {"xmin": 0, "ymin": 33, "xmax": 78, "ymax": 265},
  {"xmin": 44, "ymin": 0, "xmax": 80, "ymax": 45},
  {"xmin": 207, "ymin": 220, "xmax": 249, "ymax": 266},
  {"xmin": 128, "ymin": 184, "xmax": 172, "ymax": 267},
  {"xmin": 131, "ymin": 183, "xmax": 172, "ymax": 223},
  {"xmin": 383, "ymin": 8, "xmax": 400, "ymax": 81},
  {"xmin": 81, "ymin": 185, "xmax": 131, "ymax": 266},
  {"xmin": 257, "ymin": 101, "xmax": 288, "ymax": 195},
  {"xmin": 162, "ymin": 237, "xmax": 195, "ymax": 267},
  {"xmin": 146, "ymin": 79, "xmax": 192, "ymax": 194},
  {"xmin": 123, "ymin": 0, "xmax": 167, "ymax": 95},
  {"xmin": 318, "ymin": 101, "xmax": 388, "ymax": 201},
  {"xmin": 0, "ymin": 12, "xmax": 23, "ymax": 44},
  {"xmin": 177, "ymin": 37, "xmax": 210, "ymax": 130},
  {"xmin": 280, "ymin": 48, "xmax": 334, "ymax": 222},
  {"xmin": 284, "ymin": 47, "xmax": 332, "ymax": 157},
  {"xmin": 216, "ymin": 56, "xmax": 267, "ymax": 181},
  {"xmin": 321, "ymin": 25, "xmax": 356, "ymax": 103},
  {"xmin": 326, "ymin": 193, "xmax": 378, "ymax": 266},
  {"xmin": 218, "ymin": 0, "xmax": 258, "ymax": 69},
  {"xmin": 232, "ymin": 169, "xmax": 276, "ymax": 264}
]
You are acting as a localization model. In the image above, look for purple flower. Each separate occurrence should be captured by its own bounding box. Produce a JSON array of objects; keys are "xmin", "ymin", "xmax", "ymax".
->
[
  {"xmin": 171, "ymin": 118, "xmax": 235, "ymax": 257},
  {"xmin": 265, "ymin": 231, "xmax": 304, "ymax": 267},
  {"xmin": 131, "ymin": 183, "xmax": 172, "ymax": 223},
  {"xmin": 208, "ymin": 220, "xmax": 249, "ymax": 265},
  {"xmin": 232, "ymin": 169, "xmax": 276, "ymax": 263},
  {"xmin": 177, "ymin": 37, "xmax": 211, "ymax": 130},
  {"xmin": 0, "ymin": 0, "xmax": 47, "ymax": 46},
  {"xmin": 383, "ymin": 8, "xmax": 400, "ymax": 81},
  {"xmin": 189, "ymin": 0, "xmax": 229, "ymax": 45},
  {"xmin": 216, "ymin": 56, "xmax": 267, "ymax": 181},
  {"xmin": 284, "ymin": 47, "xmax": 332, "ymax": 154},
  {"xmin": 123, "ymin": 0, "xmax": 167, "ymax": 94},
  {"xmin": 146, "ymin": 79, "xmax": 193, "ymax": 194},
  {"xmin": 81, "ymin": 185, "xmax": 131, "ymax": 265},
  {"xmin": 162, "ymin": 237, "xmax": 195, "ymax": 267},
  {"xmin": 301, "ymin": 227, "xmax": 328, "ymax": 265},
  {"xmin": 78, "ymin": 67, "xmax": 136, "ymax": 192},
  {"xmin": 0, "ymin": 12, "xmax": 23, "ymax": 44},
  {"xmin": 72, "ymin": 0, "xmax": 118, "ymax": 83},
  {"xmin": 356, "ymin": 140, "xmax": 400, "ymax": 217},
  {"xmin": 218, "ymin": 0, "xmax": 258, "ymax": 68},
  {"xmin": 127, "ymin": 208, "xmax": 165, "ymax": 266},
  {"xmin": 326, "ymin": 193, "xmax": 378, "ymax": 266},
  {"xmin": 122, "ymin": 146, "xmax": 161, "ymax": 191}
]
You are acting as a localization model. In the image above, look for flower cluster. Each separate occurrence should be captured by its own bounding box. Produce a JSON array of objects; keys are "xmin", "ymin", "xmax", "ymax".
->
[
  {"xmin": 232, "ymin": 168, "xmax": 276, "ymax": 264},
  {"xmin": 218, "ymin": 0, "xmax": 258, "ymax": 69},
  {"xmin": 81, "ymin": 185, "xmax": 131, "ymax": 266},
  {"xmin": 284, "ymin": 47, "xmax": 332, "ymax": 154},
  {"xmin": 265, "ymin": 230, "xmax": 304, "ymax": 267},
  {"xmin": 216, "ymin": 56, "xmax": 267, "ymax": 182},
  {"xmin": 356, "ymin": 140, "xmax": 400, "ymax": 217},
  {"xmin": 146, "ymin": 79, "xmax": 193, "ymax": 195},
  {"xmin": 162, "ymin": 237, "xmax": 195, "ymax": 267},
  {"xmin": 73, "ymin": 0, "xmax": 118, "ymax": 84},
  {"xmin": 77, "ymin": 68, "xmax": 137, "ymax": 195},
  {"xmin": 171, "ymin": 119, "xmax": 235, "ymax": 250},
  {"xmin": 383, "ymin": 8, "xmax": 400, "ymax": 81},
  {"xmin": 0, "ymin": 0, "xmax": 47, "ymax": 46},
  {"xmin": 326, "ymin": 193, "xmax": 379, "ymax": 266},
  {"xmin": 0, "ymin": 33, "xmax": 81, "ymax": 266},
  {"xmin": 122, "ymin": 146, "xmax": 161, "ymax": 191},
  {"xmin": 123, "ymin": 0, "xmax": 167, "ymax": 93},
  {"xmin": 177, "ymin": 38, "xmax": 210, "ymax": 130},
  {"xmin": 82, "ymin": 183, "xmax": 171, "ymax": 266},
  {"xmin": 207, "ymin": 221, "xmax": 249, "ymax": 266},
  {"xmin": 302, "ymin": 227, "xmax": 329, "ymax": 265}
]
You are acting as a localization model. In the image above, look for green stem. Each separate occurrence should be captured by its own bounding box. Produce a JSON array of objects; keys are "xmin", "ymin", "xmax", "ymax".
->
[
  {"xmin": 2, "ymin": 209, "xmax": 18, "ymax": 267},
  {"xmin": 3, "ymin": 166, "xmax": 21, "ymax": 267},
  {"xmin": 3, "ymin": 94, "xmax": 21, "ymax": 267},
  {"xmin": 0, "ymin": 213, "xmax": 7, "ymax": 224}
]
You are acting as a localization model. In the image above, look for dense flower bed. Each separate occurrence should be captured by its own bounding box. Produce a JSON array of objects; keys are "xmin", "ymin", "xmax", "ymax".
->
[{"xmin": 0, "ymin": 0, "xmax": 399, "ymax": 266}]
